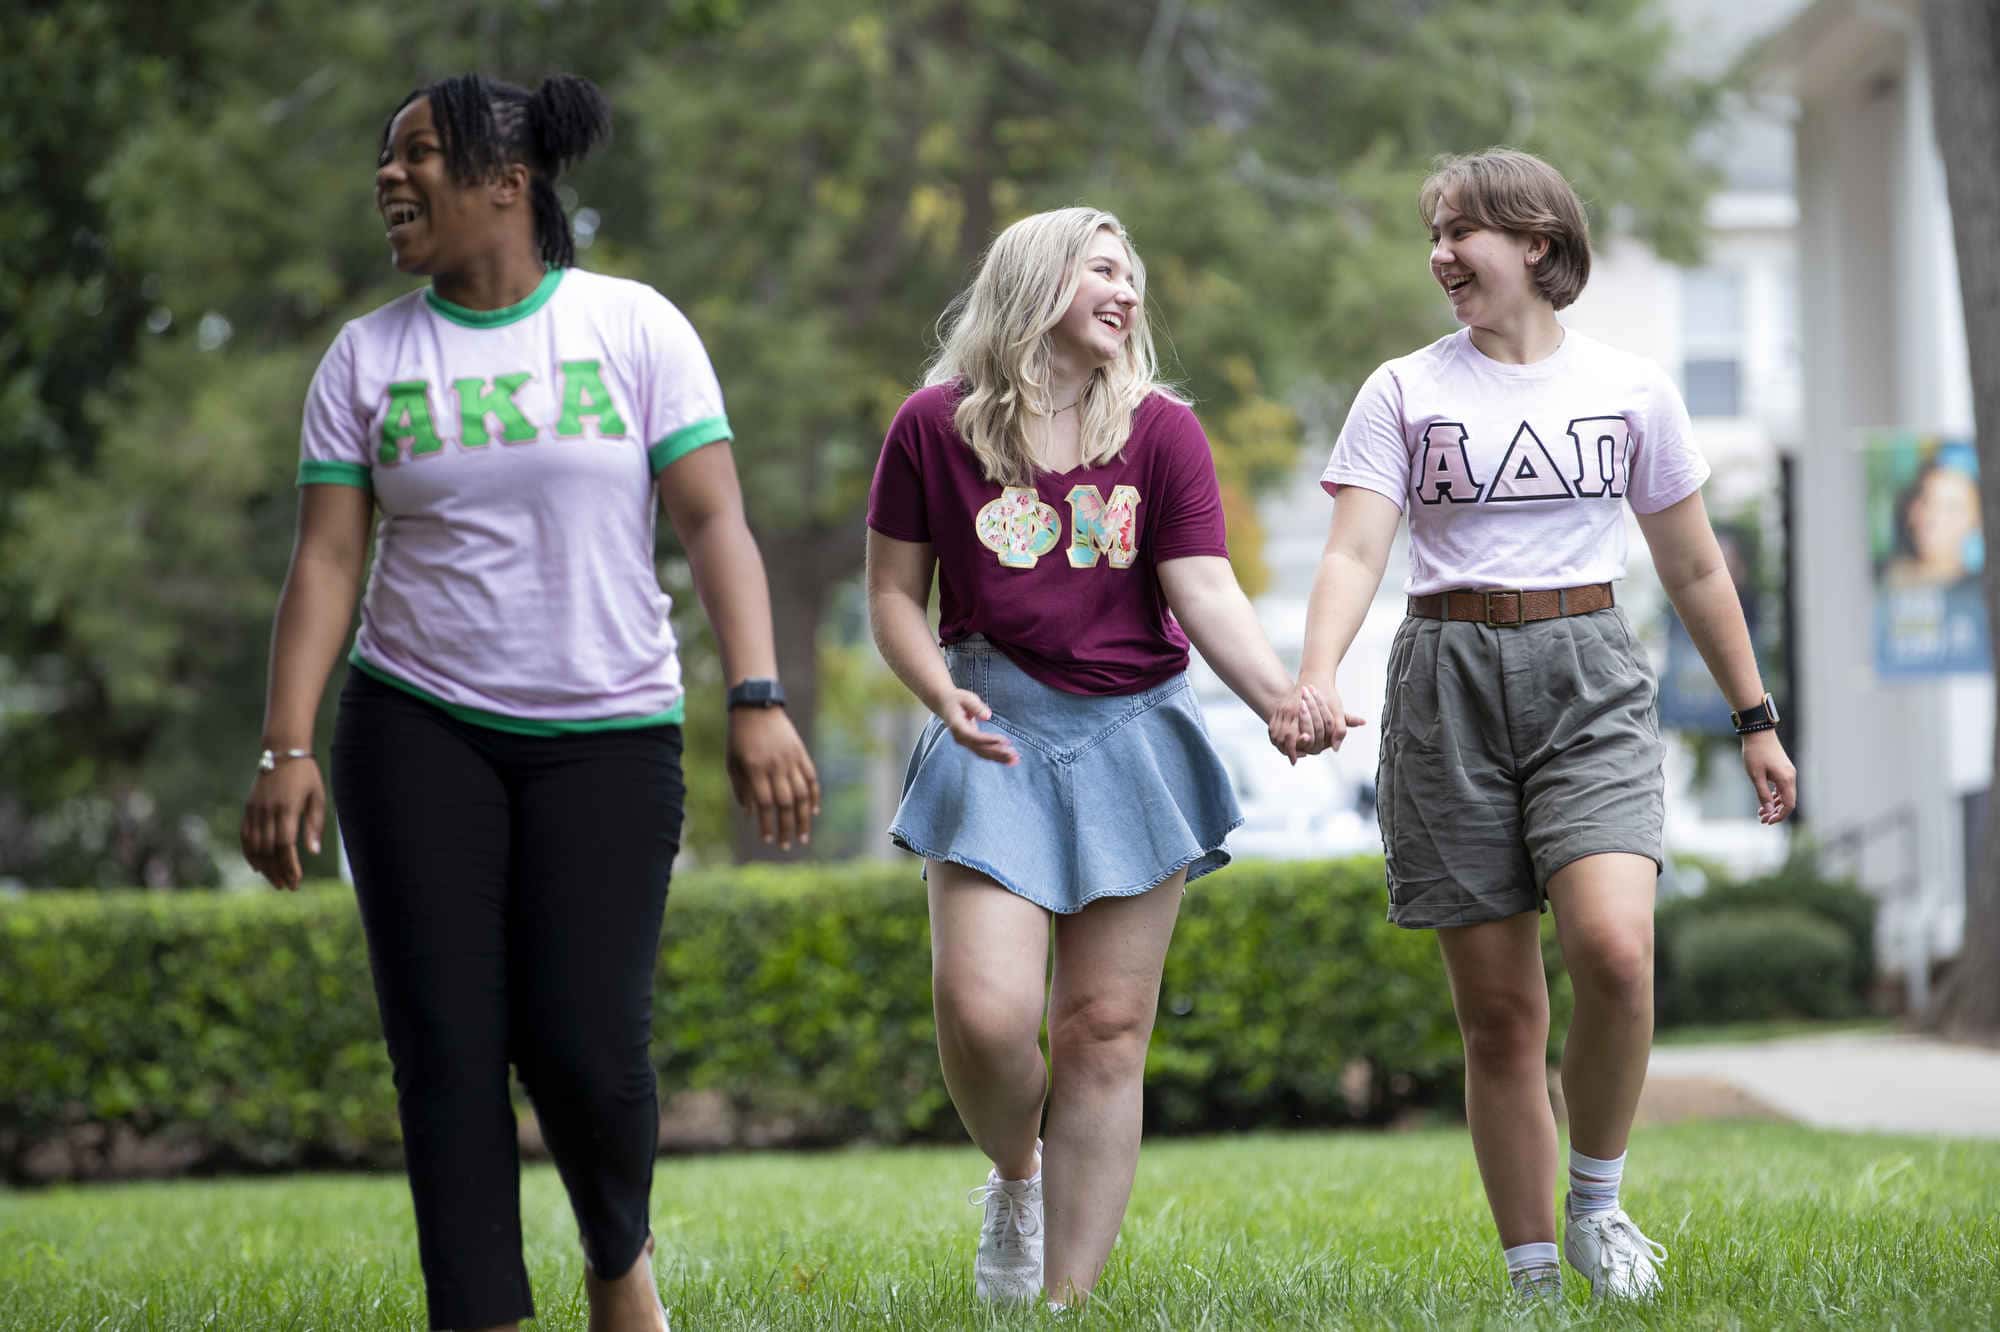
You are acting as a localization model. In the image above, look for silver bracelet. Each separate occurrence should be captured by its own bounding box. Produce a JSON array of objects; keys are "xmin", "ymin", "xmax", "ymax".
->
[{"xmin": 258, "ymin": 748, "xmax": 315, "ymax": 773}]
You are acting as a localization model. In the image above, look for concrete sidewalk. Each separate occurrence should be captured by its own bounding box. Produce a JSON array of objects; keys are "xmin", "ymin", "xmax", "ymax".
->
[{"xmin": 1645, "ymin": 1031, "xmax": 2000, "ymax": 1138}]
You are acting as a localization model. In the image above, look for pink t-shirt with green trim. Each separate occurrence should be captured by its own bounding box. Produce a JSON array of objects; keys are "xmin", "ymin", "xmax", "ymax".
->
[{"xmin": 297, "ymin": 267, "xmax": 729, "ymax": 728}]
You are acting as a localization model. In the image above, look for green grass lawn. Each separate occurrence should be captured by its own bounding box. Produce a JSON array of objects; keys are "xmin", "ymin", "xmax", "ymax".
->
[{"xmin": 3, "ymin": 1123, "xmax": 1995, "ymax": 1330}]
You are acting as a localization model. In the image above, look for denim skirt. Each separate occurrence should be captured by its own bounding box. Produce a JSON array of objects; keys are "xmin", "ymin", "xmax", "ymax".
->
[{"xmin": 889, "ymin": 636, "xmax": 1244, "ymax": 913}]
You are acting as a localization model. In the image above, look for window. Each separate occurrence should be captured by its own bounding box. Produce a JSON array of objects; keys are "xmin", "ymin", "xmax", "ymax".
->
[{"xmin": 1680, "ymin": 266, "xmax": 1745, "ymax": 419}]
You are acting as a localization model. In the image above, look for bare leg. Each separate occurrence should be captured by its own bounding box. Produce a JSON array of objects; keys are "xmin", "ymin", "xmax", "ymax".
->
[
  {"xmin": 582, "ymin": 1233, "xmax": 667, "ymax": 1332},
  {"xmin": 929, "ymin": 861, "xmax": 1052, "ymax": 1181},
  {"xmin": 1546, "ymin": 853, "xmax": 1657, "ymax": 1162},
  {"xmin": 1436, "ymin": 911, "xmax": 1558, "ymax": 1248},
  {"xmin": 1040, "ymin": 872, "xmax": 1187, "ymax": 1304}
]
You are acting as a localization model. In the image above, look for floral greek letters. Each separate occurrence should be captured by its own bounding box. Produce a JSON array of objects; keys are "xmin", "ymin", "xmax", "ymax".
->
[
  {"xmin": 976, "ymin": 485, "xmax": 1142, "ymax": 570},
  {"xmin": 1065, "ymin": 485, "xmax": 1141, "ymax": 568},
  {"xmin": 976, "ymin": 487, "xmax": 1064, "ymax": 568}
]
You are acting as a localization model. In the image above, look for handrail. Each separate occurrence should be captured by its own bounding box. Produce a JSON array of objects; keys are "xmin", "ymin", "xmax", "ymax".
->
[{"xmin": 1813, "ymin": 803, "xmax": 1926, "ymax": 1011}]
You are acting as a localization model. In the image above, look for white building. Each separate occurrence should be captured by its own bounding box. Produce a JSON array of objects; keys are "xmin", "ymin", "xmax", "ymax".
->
[{"xmin": 1756, "ymin": 0, "xmax": 1985, "ymax": 990}]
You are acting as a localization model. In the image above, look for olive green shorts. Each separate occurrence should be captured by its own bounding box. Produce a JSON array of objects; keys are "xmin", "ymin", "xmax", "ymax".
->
[{"xmin": 1375, "ymin": 607, "xmax": 1664, "ymax": 929}]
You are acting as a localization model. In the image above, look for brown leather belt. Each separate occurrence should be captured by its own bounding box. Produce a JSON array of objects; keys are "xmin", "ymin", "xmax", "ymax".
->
[{"xmin": 1406, "ymin": 583, "xmax": 1615, "ymax": 627}]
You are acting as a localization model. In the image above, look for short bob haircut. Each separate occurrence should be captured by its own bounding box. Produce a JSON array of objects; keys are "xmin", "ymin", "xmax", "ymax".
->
[{"xmin": 1419, "ymin": 149, "xmax": 1592, "ymax": 311}]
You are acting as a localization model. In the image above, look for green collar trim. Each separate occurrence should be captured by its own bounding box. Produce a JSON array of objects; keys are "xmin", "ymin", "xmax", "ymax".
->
[{"xmin": 425, "ymin": 268, "xmax": 565, "ymax": 329}]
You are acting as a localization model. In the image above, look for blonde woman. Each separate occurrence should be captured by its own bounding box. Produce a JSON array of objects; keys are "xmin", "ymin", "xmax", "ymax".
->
[{"xmin": 866, "ymin": 208, "xmax": 1327, "ymax": 1307}]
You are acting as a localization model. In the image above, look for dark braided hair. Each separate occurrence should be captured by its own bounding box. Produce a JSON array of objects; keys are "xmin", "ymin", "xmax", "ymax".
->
[{"xmin": 381, "ymin": 73, "xmax": 611, "ymax": 270}]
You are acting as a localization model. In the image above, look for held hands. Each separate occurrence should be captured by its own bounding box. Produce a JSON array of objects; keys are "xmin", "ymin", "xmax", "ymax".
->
[
  {"xmin": 1742, "ymin": 729, "xmax": 1798, "ymax": 825},
  {"xmin": 1267, "ymin": 676, "xmax": 1367, "ymax": 763},
  {"xmin": 241, "ymin": 760, "xmax": 325, "ymax": 891},
  {"xmin": 727, "ymin": 707, "xmax": 822, "ymax": 850},
  {"xmin": 936, "ymin": 687, "xmax": 1018, "ymax": 766}
]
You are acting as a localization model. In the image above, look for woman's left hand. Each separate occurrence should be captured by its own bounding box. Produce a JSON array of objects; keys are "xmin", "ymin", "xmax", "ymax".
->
[
  {"xmin": 1742, "ymin": 730, "xmax": 1798, "ymax": 825},
  {"xmin": 1267, "ymin": 682, "xmax": 1338, "ymax": 762},
  {"xmin": 726, "ymin": 708, "xmax": 821, "ymax": 849}
]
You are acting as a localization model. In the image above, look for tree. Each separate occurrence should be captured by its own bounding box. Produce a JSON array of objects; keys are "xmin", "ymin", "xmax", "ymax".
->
[
  {"xmin": 0, "ymin": 0, "xmax": 735, "ymax": 884},
  {"xmin": 622, "ymin": 0, "xmax": 1721, "ymax": 858},
  {"xmin": 1921, "ymin": 0, "xmax": 2000, "ymax": 1038},
  {"xmin": 2, "ymin": 0, "xmax": 1722, "ymax": 879}
]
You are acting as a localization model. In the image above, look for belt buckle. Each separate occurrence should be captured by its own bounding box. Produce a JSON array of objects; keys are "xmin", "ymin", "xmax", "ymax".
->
[{"xmin": 1483, "ymin": 589, "xmax": 1524, "ymax": 628}]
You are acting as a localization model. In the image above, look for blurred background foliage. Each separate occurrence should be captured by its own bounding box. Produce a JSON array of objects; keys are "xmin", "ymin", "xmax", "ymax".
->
[{"xmin": 0, "ymin": 0, "xmax": 1720, "ymax": 884}]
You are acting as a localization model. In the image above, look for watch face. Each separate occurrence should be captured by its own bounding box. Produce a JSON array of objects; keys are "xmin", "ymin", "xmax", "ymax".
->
[
  {"xmin": 1734, "ymin": 696, "xmax": 1777, "ymax": 729},
  {"xmin": 729, "ymin": 679, "xmax": 784, "ymax": 707}
]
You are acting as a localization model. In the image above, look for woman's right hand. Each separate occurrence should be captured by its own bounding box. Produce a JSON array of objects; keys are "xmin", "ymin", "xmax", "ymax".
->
[
  {"xmin": 1272, "ymin": 674, "xmax": 1366, "ymax": 759},
  {"xmin": 937, "ymin": 688, "xmax": 1019, "ymax": 766},
  {"xmin": 1267, "ymin": 682, "xmax": 1330, "ymax": 762},
  {"xmin": 240, "ymin": 760, "xmax": 327, "ymax": 891}
]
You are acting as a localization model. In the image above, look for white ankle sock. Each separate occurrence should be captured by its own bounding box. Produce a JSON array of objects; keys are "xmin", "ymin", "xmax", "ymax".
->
[
  {"xmin": 1505, "ymin": 1240, "xmax": 1560, "ymax": 1295},
  {"xmin": 1567, "ymin": 1147, "xmax": 1625, "ymax": 1216},
  {"xmin": 1504, "ymin": 1240, "xmax": 1559, "ymax": 1274}
]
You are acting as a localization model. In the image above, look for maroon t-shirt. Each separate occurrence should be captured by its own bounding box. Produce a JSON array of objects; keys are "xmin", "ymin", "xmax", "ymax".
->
[{"xmin": 866, "ymin": 383, "xmax": 1230, "ymax": 695}]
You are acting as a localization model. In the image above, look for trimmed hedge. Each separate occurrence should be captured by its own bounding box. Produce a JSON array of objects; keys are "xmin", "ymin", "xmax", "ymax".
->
[
  {"xmin": 1655, "ymin": 854, "xmax": 1878, "ymax": 1026},
  {"xmin": 6, "ymin": 850, "xmax": 1875, "ymax": 1183},
  {"xmin": 1671, "ymin": 909, "xmax": 1859, "ymax": 1024},
  {"xmin": 2, "ymin": 857, "xmax": 1522, "ymax": 1183}
]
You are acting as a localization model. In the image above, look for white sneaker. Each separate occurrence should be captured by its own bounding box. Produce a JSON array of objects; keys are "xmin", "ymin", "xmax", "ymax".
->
[
  {"xmin": 1563, "ymin": 1201, "xmax": 1667, "ymax": 1300},
  {"xmin": 968, "ymin": 1165, "xmax": 1043, "ymax": 1302}
]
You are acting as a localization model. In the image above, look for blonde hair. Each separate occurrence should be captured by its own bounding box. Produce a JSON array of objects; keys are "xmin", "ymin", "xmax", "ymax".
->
[
  {"xmin": 1419, "ymin": 149, "xmax": 1593, "ymax": 310},
  {"xmin": 925, "ymin": 207, "xmax": 1183, "ymax": 486}
]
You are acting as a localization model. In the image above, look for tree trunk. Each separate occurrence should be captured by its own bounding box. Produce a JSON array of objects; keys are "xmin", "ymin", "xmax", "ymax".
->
[
  {"xmin": 1923, "ymin": 0, "xmax": 2000, "ymax": 1038},
  {"xmin": 731, "ymin": 524, "xmax": 850, "ymax": 863}
]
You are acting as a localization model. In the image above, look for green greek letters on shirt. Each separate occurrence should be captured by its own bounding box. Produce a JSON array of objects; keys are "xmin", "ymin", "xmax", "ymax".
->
[
  {"xmin": 453, "ymin": 372, "xmax": 538, "ymax": 447},
  {"xmin": 379, "ymin": 381, "xmax": 444, "ymax": 462},
  {"xmin": 554, "ymin": 359, "xmax": 628, "ymax": 438}
]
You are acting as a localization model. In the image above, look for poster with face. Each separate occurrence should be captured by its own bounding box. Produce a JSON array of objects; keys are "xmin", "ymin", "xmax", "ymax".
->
[{"xmin": 1868, "ymin": 432, "xmax": 1989, "ymax": 676}]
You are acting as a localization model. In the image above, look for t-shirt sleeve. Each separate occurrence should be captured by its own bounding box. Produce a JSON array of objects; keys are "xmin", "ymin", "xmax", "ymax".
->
[
  {"xmin": 1320, "ymin": 363, "xmax": 1410, "ymax": 511},
  {"xmin": 636, "ymin": 291, "xmax": 733, "ymax": 475},
  {"xmin": 296, "ymin": 325, "xmax": 373, "ymax": 490},
  {"xmin": 1149, "ymin": 403, "xmax": 1230, "ymax": 562},
  {"xmin": 866, "ymin": 394, "xmax": 933, "ymax": 544},
  {"xmin": 1626, "ymin": 363, "xmax": 1712, "ymax": 514}
]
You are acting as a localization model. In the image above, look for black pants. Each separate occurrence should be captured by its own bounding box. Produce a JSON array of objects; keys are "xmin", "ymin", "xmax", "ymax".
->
[{"xmin": 332, "ymin": 669, "xmax": 685, "ymax": 1331}]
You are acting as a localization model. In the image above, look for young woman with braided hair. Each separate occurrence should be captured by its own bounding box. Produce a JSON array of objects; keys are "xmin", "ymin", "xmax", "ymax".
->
[{"xmin": 241, "ymin": 72, "xmax": 818, "ymax": 1332}]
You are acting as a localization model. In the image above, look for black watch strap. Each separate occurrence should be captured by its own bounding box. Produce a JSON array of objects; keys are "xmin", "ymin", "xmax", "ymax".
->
[
  {"xmin": 1731, "ymin": 692, "xmax": 1780, "ymax": 735},
  {"xmin": 727, "ymin": 677, "xmax": 786, "ymax": 709}
]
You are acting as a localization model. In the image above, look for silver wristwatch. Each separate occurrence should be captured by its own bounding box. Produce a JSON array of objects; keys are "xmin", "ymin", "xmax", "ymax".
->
[{"xmin": 258, "ymin": 748, "xmax": 315, "ymax": 773}]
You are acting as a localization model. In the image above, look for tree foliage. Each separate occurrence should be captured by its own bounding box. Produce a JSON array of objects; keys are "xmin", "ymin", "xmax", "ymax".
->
[{"xmin": 0, "ymin": 0, "xmax": 1719, "ymax": 881}]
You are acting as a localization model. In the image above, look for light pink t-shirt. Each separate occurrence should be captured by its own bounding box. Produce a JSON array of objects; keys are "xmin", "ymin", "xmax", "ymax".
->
[
  {"xmin": 297, "ymin": 268, "xmax": 730, "ymax": 729},
  {"xmin": 1321, "ymin": 328, "xmax": 1710, "ymax": 597}
]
